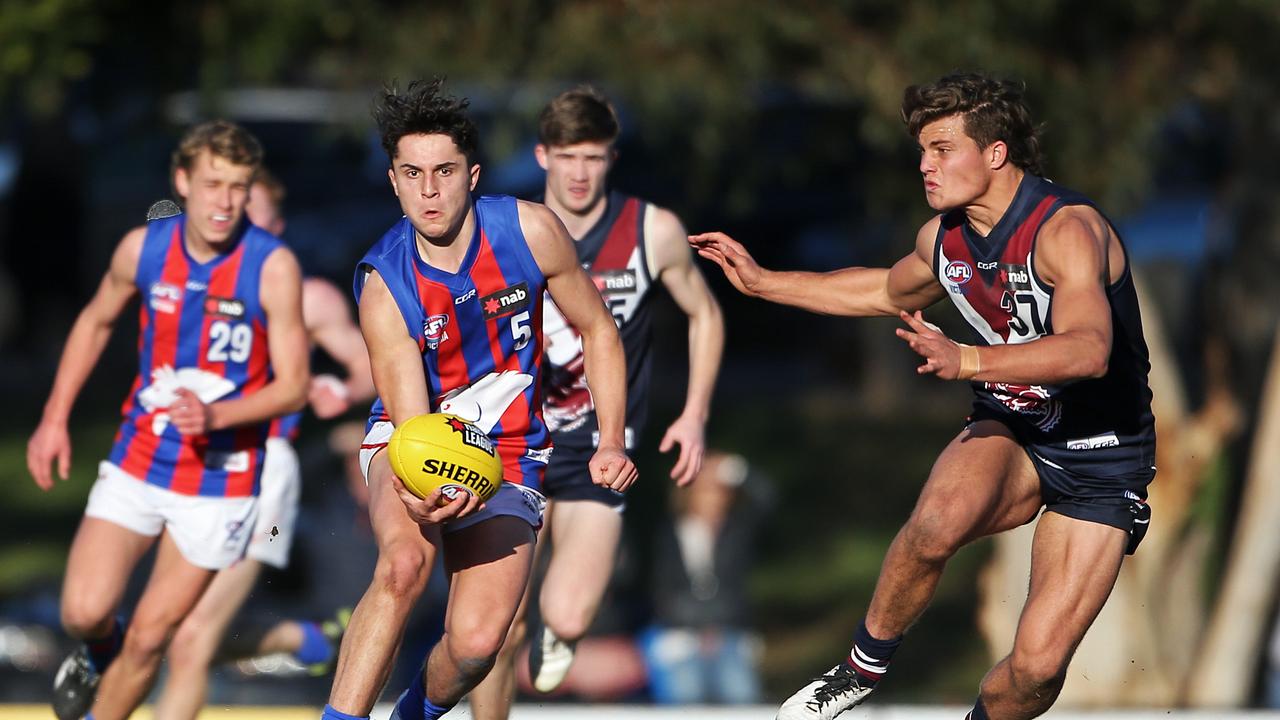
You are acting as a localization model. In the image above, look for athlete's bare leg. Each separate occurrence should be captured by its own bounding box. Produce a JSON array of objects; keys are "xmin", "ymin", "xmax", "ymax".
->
[
  {"xmin": 415, "ymin": 515, "xmax": 535, "ymax": 707},
  {"xmin": 976, "ymin": 511, "xmax": 1127, "ymax": 719},
  {"xmin": 327, "ymin": 454, "xmax": 437, "ymax": 715},
  {"xmin": 468, "ymin": 512, "xmax": 550, "ymax": 720},
  {"xmin": 155, "ymin": 557, "xmax": 263, "ymax": 720},
  {"xmin": 864, "ymin": 420, "xmax": 1043, "ymax": 640},
  {"xmin": 59, "ymin": 517, "xmax": 155, "ymax": 642},
  {"xmin": 90, "ymin": 531, "xmax": 216, "ymax": 720},
  {"xmin": 538, "ymin": 499, "xmax": 623, "ymax": 643}
]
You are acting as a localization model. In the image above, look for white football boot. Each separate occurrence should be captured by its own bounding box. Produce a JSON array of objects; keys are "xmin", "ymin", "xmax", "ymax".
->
[
  {"xmin": 528, "ymin": 625, "xmax": 577, "ymax": 693},
  {"xmin": 776, "ymin": 663, "xmax": 876, "ymax": 720}
]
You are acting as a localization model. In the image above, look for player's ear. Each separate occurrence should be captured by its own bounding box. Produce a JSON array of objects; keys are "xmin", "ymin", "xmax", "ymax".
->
[
  {"xmin": 989, "ymin": 140, "xmax": 1008, "ymax": 170},
  {"xmin": 173, "ymin": 167, "xmax": 191, "ymax": 200},
  {"xmin": 468, "ymin": 163, "xmax": 481, "ymax": 191},
  {"xmin": 387, "ymin": 167, "xmax": 399, "ymax": 197},
  {"xmin": 534, "ymin": 144, "xmax": 549, "ymax": 170}
]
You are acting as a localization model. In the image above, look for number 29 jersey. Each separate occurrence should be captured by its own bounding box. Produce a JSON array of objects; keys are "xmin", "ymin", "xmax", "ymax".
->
[
  {"xmin": 932, "ymin": 174, "xmax": 1155, "ymax": 476},
  {"xmin": 355, "ymin": 196, "xmax": 551, "ymax": 490},
  {"xmin": 108, "ymin": 214, "xmax": 283, "ymax": 497}
]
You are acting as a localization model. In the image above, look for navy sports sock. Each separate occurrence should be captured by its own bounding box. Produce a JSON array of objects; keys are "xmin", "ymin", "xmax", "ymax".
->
[
  {"xmin": 295, "ymin": 621, "xmax": 333, "ymax": 665},
  {"xmin": 394, "ymin": 671, "xmax": 454, "ymax": 720},
  {"xmin": 967, "ymin": 696, "xmax": 990, "ymax": 720},
  {"xmin": 85, "ymin": 616, "xmax": 124, "ymax": 673},
  {"xmin": 320, "ymin": 703, "xmax": 368, "ymax": 720},
  {"xmin": 848, "ymin": 618, "xmax": 902, "ymax": 686}
]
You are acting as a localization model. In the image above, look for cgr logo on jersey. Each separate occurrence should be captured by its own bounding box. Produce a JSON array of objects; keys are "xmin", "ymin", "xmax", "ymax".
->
[
  {"xmin": 481, "ymin": 282, "xmax": 530, "ymax": 320},
  {"xmin": 454, "ymin": 287, "xmax": 477, "ymax": 305},
  {"xmin": 423, "ymin": 314, "xmax": 450, "ymax": 350},
  {"xmin": 944, "ymin": 260, "xmax": 973, "ymax": 285},
  {"xmin": 204, "ymin": 296, "xmax": 246, "ymax": 319},
  {"xmin": 445, "ymin": 416, "xmax": 496, "ymax": 456},
  {"xmin": 149, "ymin": 282, "xmax": 182, "ymax": 314},
  {"xmin": 592, "ymin": 269, "xmax": 637, "ymax": 295}
]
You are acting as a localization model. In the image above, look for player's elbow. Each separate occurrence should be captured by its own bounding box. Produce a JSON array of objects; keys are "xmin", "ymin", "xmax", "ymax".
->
[
  {"xmin": 281, "ymin": 373, "xmax": 310, "ymax": 412},
  {"xmin": 1072, "ymin": 338, "xmax": 1110, "ymax": 380}
]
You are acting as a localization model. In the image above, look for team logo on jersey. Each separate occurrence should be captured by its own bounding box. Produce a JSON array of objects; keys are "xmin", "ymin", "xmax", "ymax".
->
[
  {"xmin": 149, "ymin": 282, "xmax": 182, "ymax": 314},
  {"xmin": 445, "ymin": 416, "xmax": 496, "ymax": 456},
  {"xmin": 944, "ymin": 260, "xmax": 973, "ymax": 285},
  {"xmin": 481, "ymin": 282, "xmax": 530, "ymax": 320},
  {"xmin": 424, "ymin": 314, "xmax": 450, "ymax": 350},
  {"xmin": 592, "ymin": 269, "xmax": 637, "ymax": 295},
  {"xmin": 204, "ymin": 296, "xmax": 246, "ymax": 319}
]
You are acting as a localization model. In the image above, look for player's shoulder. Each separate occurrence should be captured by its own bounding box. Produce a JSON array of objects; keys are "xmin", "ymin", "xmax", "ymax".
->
[
  {"xmin": 643, "ymin": 201, "xmax": 686, "ymax": 237},
  {"xmin": 1041, "ymin": 202, "xmax": 1109, "ymax": 242}
]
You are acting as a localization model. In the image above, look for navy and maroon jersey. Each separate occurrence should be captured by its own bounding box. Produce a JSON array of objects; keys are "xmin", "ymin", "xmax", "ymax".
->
[
  {"xmin": 543, "ymin": 192, "xmax": 655, "ymax": 451},
  {"xmin": 108, "ymin": 214, "xmax": 284, "ymax": 497},
  {"xmin": 355, "ymin": 195, "xmax": 551, "ymax": 489},
  {"xmin": 932, "ymin": 174, "xmax": 1156, "ymax": 477}
]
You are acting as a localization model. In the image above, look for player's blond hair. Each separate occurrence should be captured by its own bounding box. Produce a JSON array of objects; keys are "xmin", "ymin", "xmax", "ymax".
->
[{"xmin": 170, "ymin": 120, "xmax": 264, "ymax": 176}]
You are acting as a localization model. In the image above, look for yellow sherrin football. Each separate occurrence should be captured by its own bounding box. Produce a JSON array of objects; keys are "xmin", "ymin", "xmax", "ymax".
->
[{"xmin": 387, "ymin": 413, "xmax": 503, "ymax": 505}]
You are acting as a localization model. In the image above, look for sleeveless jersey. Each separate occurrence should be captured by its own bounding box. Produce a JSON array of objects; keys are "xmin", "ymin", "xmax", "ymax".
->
[
  {"xmin": 268, "ymin": 411, "xmax": 302, "ymax": 442},
  {"xmin": 108, "ymin": 214, "xmax": 283, "ymax": 497},
  {"xmin": 355, "ymin": 195, "xmax": 551, "ymax": 489},
  {"xmin": 542, "ymin": 192, "xmax": 656, "ymax": 451},
  {"xmin": 932, "ymin": 174, "xmax": 1156, "ymax": 476}
]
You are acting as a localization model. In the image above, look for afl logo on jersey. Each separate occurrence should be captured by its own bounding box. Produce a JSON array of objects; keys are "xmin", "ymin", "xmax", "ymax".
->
[
  {"xmin": 149, "ymin": 282, "xmax": 182, "ymax": 314},
  {"xmin": 424, "ymin": 314, "xmax": 450, "ymax": 350},
  {"xmin": 945, "ymin": 260, "xmax": 973, "ymax": 285}
]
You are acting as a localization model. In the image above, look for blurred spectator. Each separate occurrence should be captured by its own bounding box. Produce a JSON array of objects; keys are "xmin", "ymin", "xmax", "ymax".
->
[{"xmin": 640, "ymin": 450, "xmax": 768, "ymax": 704}]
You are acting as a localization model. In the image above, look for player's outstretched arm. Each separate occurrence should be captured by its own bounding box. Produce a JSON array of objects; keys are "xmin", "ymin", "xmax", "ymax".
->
[
  {"xmin": 358, "ymin": 269, "xmax": 479, "ymax": 524},
  {"xmin": 27, "ymin": 227, "xmax": 145, "ymax": 490},
  {"xmin": 690, "ymin": 224, "xmax": 944, "ymax": 317},
  {"xmin": 303, "ymin": 277, "xmax": 376, "ymax": 418},
  {"xmin": 522, "ymin": 200, "xmax": 637, "ymax": 493},
  {"xmin": 649, "ymin": 206, "xmax": 723, "ymax": 486}
]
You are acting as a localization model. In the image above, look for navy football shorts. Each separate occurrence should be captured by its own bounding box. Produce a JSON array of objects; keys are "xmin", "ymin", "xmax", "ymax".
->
[
  {"xmin": 969, "ymin": 406, "xmax": 1154, "ymax": 555},
  {"xmin": 540, "ymin": 443, "xmax": 627, "ymax": 509}
]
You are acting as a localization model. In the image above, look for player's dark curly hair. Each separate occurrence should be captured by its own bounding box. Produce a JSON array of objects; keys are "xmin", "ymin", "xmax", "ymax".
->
[
  {"xmin": 372, "ymin": 78, "xmax": 479, "ymax": 165},
  {"xmin": 902, "ymin": 72, "xmax": 1044, "ymax": 176}
]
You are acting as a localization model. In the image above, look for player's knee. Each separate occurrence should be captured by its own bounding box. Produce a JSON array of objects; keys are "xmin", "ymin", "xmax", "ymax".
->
[
  {"xmin": 901, "ymin": 512, "xmax": 965, "ymax": 563},
  {"xmin": 165, "ymin": 619, "xmax": 214, "ymax": 671},
  {"xmin": 448, "ymin": 617, "xmax": 508, "ymax": 669},
  {"xmin": 120, "ymin": 619, "xmax": 176, "ymax": 665},
  {"xmin": 60, "ymin": 600, "xmax": 113, "ymax": 640},
  {"xmin": 373, "ymin": 543, "xmax": 431, "ymax": 601},
  {"xmin": 1007, "ymin": 646, "xmax": 1068, "ymax": 696}
]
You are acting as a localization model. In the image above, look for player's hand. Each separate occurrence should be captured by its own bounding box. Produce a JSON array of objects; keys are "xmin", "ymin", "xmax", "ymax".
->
[
  {"xmin": 589, "ymin": 446, "xmax": 638, "ymax": 493},
  {"xmin": 392, "ymin": 475, "xmax": 482, "ymax": 525},
  {"xmin": 659, "ymin": 413, "xmax": 705, "ymax": 487},
  {"xmin": 896, "ymin": 310, "xmax": 964, "ymax": 380},
  {"xmin": 689, "ymin": 232, "xmax": 766, "ymax": 298},
  {"xmin": 308, "ymin": 374, "xmax": 352, "ymax": 419},
  {"xmin": 27, "ymin": 420, "xmax": 72, "ymax": 491},
  {"xmin": 169, "ymin": 387, "xmax": 213, "ymax": 435}
]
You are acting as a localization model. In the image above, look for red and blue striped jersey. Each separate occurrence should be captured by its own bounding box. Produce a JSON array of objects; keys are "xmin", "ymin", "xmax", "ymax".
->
[
  {"xmin": 268, "ymin": 411, "xmax": 302, "ymax": 441},
  {"xmin": 355, "ymin": 196, "xmax": 551, "ymax": 490},
  {"xmin": 108, "ymin": 214, "xmax": 284, "ymax": 497},
  {"xmin": 932, "ymin": 174, "xmax": 1155, "ymax": 470}
]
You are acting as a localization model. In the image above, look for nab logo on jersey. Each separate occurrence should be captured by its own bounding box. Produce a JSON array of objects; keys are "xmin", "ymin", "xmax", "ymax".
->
[
  {"xmin": 945, "ymin": 261, "xmax": 973, "ymax": 285},
  {"xmin": 204, "ymin": 296, "xmax": 246, "ymax": 319},
  {"xmin": 481, "ymin": 282, "xmax": 530, "ymax": 320},
  {"xmin": 593, "ymin": 270, "xmax": 637, "ymax": 296},
  {"xmin": 424, "ymin": 314, "xmax": 450, "ymax": 350}
]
